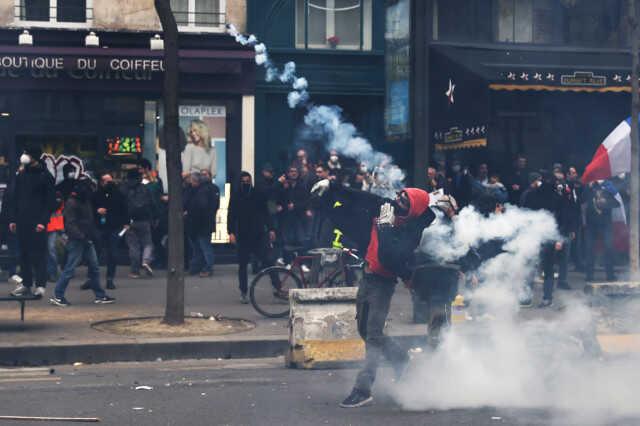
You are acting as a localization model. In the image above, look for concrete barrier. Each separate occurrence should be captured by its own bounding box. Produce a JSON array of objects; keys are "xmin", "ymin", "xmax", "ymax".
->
[
  {"xmin": 584, "ymin": 281, "xmax": 640, "ymax": 297},
  {"xmin": 286, "ymin": 287, "xmax": 364, "ymax": 369}
]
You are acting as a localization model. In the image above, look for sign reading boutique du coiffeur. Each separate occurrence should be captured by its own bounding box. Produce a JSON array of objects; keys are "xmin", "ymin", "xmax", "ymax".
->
[{"xmin": 0, "ymin": 53, "xmax": 165, "ymax": 80}]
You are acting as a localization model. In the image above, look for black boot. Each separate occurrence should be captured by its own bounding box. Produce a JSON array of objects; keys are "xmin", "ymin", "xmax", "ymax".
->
[{"xmin": 106, "ymin": 279, "xmax": 116, "ymax": 290}]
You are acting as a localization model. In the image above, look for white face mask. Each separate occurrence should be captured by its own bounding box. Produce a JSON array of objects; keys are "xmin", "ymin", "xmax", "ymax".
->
[
  {"xmin": 330, "ymin": 155, "xmax": 338, "ymax": 163},
  {"xmin": 19, "ymin": 154, "xmax": 31, "ymax": 165}
]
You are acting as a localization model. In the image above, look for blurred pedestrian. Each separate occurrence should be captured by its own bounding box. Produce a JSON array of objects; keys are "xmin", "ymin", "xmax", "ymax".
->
[
  {"xmin": 49, "ymin": 180, "xmax": 115, "ymax": 306},
  {"xmin": 8, "ymin": 147, "xmax": 56, "ymax": 298},
  {"xmin": 584, "ymin": 180, "xmax": 619, "ymax": 282},
  {"xmin": 122, "ymin": 169, "xmax": 155, "ymax": 278}
]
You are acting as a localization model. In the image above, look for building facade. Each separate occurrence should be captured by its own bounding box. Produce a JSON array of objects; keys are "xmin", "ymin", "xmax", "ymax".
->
[
  {"xmin": 410, "ymin": 0, "xmax": 634, "ymax": 181},
  {"xmin": 0, "ymin": 0, "xmax": 253, "ymax": 243},
  {"xmin": 248, "ymin": 0, "xmax": 410, "ymax": 175}
]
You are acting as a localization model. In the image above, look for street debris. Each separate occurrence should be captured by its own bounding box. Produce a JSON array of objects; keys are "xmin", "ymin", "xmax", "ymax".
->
[
  {"xmin": 409, "ymin": 347, "xmax": 423, "ymax": 354},
  {"xmin": 72, "ymin": 362, "xmax": 84, "ymax": 367},
  {"xmin": 190, "ymin": 312, "xmax": 205, "ymax": 318},
  {"xmin": 132, "ymin": 407, "xmax": 145, "ymax": 411},
  {"xmin": 135, "ymin": 385, "xmax": 153, "ymax": 391},
  {"xmin": 201, "ymin": 393, "xmax": 207, "ymax": 396},
  {"xmin": 491, "ymin": 417, "xmax": 502, "ymax": 421}
]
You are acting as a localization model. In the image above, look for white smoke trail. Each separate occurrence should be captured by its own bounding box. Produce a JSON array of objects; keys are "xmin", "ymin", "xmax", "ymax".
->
[
  {"xmin": 394, "ymin": 206, "xmax": 640, "ymax": 424},
  {"xmin": 226, "ymin": 24, "xmax": 404, "ymax": 195}
]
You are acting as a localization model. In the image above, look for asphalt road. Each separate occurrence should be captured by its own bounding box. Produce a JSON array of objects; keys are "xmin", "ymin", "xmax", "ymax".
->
[{"xmin": 0, "ymin": 357, "xmax": 636, "ymax": 426}]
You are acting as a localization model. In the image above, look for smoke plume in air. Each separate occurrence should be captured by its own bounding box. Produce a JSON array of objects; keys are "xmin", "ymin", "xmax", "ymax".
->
[
  {"xmin": 395, "ymin": 206, "xmax": 640, "ymax": 424},
  {"xmin": 226, "ymin": 24, "xmax": 404, "ymax": 196}
]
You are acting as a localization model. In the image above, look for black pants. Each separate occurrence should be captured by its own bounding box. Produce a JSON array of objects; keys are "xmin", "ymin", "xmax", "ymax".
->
[
  {"xmin": 237, "ymin": 235, "xmax": 272, "ymax": 295},
  {"xmin": 97, "ymin": 229, "xmax": 119, "ymax": 282},
  {"xmin": 354, "ymin": 274, "xmax": 408, "ymax": 393},
  {"xmin": 17, "ymin": 225, "xmax": 47, "ymax": 288},
  {"xmin": 585, "ymin": 225, "xmax": 614, "ymax": 280},
  {"xmin": 540, "ymin": 242, "xmax": 570, "ymax": 302}
]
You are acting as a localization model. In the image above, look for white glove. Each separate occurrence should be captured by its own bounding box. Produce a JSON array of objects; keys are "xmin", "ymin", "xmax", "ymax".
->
[
  {"xmin": 311, "ymin": 179, "xmax": 330, "ymax": 196},
  {"xmin": 377, "ymin": 202, "xmax": 395, "ymax": 227}
]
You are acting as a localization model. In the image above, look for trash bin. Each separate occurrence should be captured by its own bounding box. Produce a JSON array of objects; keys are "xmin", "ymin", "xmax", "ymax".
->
[{"xmin": 411, "ymin": 263, "xmax": 460, "ymax": 336}]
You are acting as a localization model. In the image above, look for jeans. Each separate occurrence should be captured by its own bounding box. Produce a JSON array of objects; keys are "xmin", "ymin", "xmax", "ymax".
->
[
  {"xmin": 125, "ymin": 221, "xmax": 153, "ymax": 273},
  {"xmin": 98, "ymin": 229, "xmax": 120, "ymax": 281},
  {"xmin": 188, "ymin": 234, "xmax": 214, "ymax": 274},
  {"xmin": 585, "ymin": 224, "xmax": 614, "ymax": 279},
  {"xmin": 354, "ymin": 274, "xmax": 408, "ymax": 393},
  {"xmin": 17, "ymin": 225, "xmax": 47, "ymax": 288},
  {"xmin": 54, "ymin": 239, "xmax": 105, "ymax": 299},
  {"xmin": 47, "ymin": 231, "xmax": 62, "ymax": 279}
]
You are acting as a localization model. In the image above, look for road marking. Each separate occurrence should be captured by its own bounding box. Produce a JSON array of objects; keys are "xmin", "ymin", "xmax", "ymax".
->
[
  {"xmin": 158, "ymin": 362, "xmax": 277, "ymax": 372},
  {"xmin": 0, "ymin": 376, "xmax": 60, "ymax": 383}
]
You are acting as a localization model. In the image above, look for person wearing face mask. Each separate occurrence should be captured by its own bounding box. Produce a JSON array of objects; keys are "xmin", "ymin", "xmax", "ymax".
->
[
  {"xmin": 506, "ymin": 155, "xmax": 530, "ymax": 206},
  {"xmin": 122, "ymin": 169, "xmax": 155, "ymax": 278},
  {"xmin": 49, "ymin": 180, "xmax": 115, "ymax": 307},
  {"xmin": 85, "ymin": 173, "xmax": 128, "ymax": 290},
  {"xmin": 327, "ymin": 150, "xmax": 342, "ymax": 175},
  {"xmin": 447, "ymin": 160, "xmax": 472, "ymax": 208},
  {"xmin": 227, "ymin": 172, "xmax": 276, "ymax": 303},
  {"xmin": 311, "ymin": 178, "xmax": 435, "ymax": 408},
  {"xmin": 183, "ymin": 171, "xmax": 219, "ymax": 277},
  {"xmin": 8, "ymin": 147, "xmax": 56, "ymax": 298}
]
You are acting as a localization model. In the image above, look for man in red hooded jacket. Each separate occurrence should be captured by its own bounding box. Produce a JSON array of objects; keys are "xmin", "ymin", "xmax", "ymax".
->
[{"xmin": 311, "ymin": 179, "xmax": 434, "ymax": 408}]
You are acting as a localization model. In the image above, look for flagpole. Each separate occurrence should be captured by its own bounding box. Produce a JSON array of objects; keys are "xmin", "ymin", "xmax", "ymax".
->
[{"xmin": 630, "ymin": 0, "xmax": 640, "ymax": 279}]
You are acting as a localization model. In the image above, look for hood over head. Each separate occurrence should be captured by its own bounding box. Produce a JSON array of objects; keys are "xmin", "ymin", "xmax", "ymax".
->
[{"xmin": 402, "ymin": 188, "xmax": 430, "ymax": 218}]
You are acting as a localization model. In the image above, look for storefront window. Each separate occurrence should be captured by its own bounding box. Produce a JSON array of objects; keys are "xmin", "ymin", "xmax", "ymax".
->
[
  {"xmin": 19, "ymin": 0, "xmax": 88, "ymax": 23},
  {"xmin": 561, "ymin": 0, "xmax": 628, "ymax": 47},
  {"xmin": 432, "ymin": 0, "xmax": 492, "ymax": 43},
  {"xmin": 385, "ymin": 0, "xmax": 410, "ymax": 142},
  {"xmin": 295, "ymin": 0, "xmax": 373, "ymax": 50},
  {"xmin": 170, "ymin": 0, "xmax": 224, "ymax": 29},
  {"xmin": 496, "ymin": 0, "xmax": 556, "ymax": 43}
]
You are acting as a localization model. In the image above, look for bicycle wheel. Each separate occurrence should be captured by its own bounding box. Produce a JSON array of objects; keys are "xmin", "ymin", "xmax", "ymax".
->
[{"xmin": 249, "ymin": 266, "xmax": 303, "ymax": 318}]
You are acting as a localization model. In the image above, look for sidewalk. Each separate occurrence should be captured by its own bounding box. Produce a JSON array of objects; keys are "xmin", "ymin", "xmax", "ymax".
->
[{"xmin": 0, "ymin": 265, "xmax": 609, "ymax": 365}]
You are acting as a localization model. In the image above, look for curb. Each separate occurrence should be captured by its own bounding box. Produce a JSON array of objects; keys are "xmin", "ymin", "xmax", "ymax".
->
[{"xmin": 0, "ymin": 338, "xmax": 288, "ymax": 367}]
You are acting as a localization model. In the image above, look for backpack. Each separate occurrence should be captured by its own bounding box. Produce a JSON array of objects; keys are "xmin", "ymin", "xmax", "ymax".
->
[{"xmin": 127, "ymin": 184, "xmax": 153, "ymax": 220}]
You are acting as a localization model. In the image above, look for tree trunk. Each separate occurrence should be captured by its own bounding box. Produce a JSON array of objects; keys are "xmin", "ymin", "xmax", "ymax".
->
[
  {"xmin": 155, "ymin": 0, "xmax": 185, "ymax": 325},
  {"xmin": 630, "ymin": 0, "xmax": 640, "ymax": 279}
]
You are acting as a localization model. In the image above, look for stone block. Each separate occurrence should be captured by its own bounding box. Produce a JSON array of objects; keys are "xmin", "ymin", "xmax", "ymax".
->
[
  {"xmin": 286, "ymin": 287, "xmax": 364, "ymax": 369},
  {"xmin": 584, "ymin": 281, "xmax": 640, "ymax": 297}
]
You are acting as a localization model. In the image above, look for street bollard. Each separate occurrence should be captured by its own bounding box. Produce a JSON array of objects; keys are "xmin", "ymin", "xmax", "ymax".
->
[{"xmin": 286, "ymin": 287, "xmax": 363, "ymax": 369}]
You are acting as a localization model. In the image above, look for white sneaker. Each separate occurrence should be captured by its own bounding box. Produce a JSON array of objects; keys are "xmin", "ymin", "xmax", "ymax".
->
[
  {"xmin": 276, "ymin": 258, "xmax": 285, "ymax": 267},
  {"xmin": 33, "ymin": 286, "xmax": 46, "ymax": 298},
  {"xmin": 10, "ymin": 284, "xmax": 30, "ymax": 297},
  {"xmin": 285, "ymin": 264, "xmax": 292, "ymax": 271},
  {"xmin": 9, "ymin": 274, "xmax": 23, "ymax": 286},
  {"xmin": 301, "ymin": 264, "xmax": 310, "ymax": 274}
]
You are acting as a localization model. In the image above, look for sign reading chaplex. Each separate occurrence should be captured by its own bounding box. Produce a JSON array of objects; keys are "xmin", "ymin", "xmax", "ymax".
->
[{"xmin": 0, "ymin": 52, "xmax": 164, "ymax": 80}]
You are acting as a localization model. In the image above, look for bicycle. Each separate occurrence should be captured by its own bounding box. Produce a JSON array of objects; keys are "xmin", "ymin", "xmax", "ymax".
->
[{"xmin": 249, "ymin": 246, "xmax": 363, "ymax": 318}]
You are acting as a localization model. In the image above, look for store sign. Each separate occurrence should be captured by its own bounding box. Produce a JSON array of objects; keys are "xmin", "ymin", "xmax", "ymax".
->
[
  {"xmin": 560, "ymin": 71, "xmax": 606, "ymax": 87},
  {"xmin": 107, "ymin": 136, "xmax": 142, "ymax": 155},
  {"xmin": 0, "ymin": 54, "xmax": 164, "ymax": 81}
]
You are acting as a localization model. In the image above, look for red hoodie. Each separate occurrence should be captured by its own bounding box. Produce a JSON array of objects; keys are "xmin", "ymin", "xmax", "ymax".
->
[{"xmin": 365, "ymin": 188, "xmax": 430, "ymax": 278}]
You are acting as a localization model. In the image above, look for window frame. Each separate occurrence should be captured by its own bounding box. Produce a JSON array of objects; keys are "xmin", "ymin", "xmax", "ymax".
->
[
  {"xmin": 174, "ymin": 0, "xmax": 227, "ymax": 33},
  {"xmin": 296, "ymin": 0, "xmax": 373, "ymax": 51},
  {"xmin": 14, "ymin": 0, "xmax": 93, "ymax": 29}
]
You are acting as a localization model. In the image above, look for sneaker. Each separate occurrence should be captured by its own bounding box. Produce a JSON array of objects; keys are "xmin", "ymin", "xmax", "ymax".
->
[
  {"xmin": 33, "ymin": 286, "xmax": 46, "ymax": 298},
  {"xmin": 8, "ymin": 274, "xmax": 23, "ymax": 286},
  {"xmin": 557, "ymin": 282, "xmax": 571, "ymax": 290},
  {"xmin": 276, "ymin": 258, "xmax": 285, "ymax": 267},
  {"xmin": 285, "ymin": 264, "xmax": 292, "ymax": 271},
  {"xmin": 129, "ymin": 272, "xmax": 141, "ymax": 279},
  {"xmin": 301, "ymin": 264, "xmax": 310, "ymax": 274},
  {"xmin": 340, "ymin": 388, "xmax": 373, "ymax": 408},
  {"xmin": 49, "ymin": 296, "xmax": 70, "ymax": 307},
  {"xmin": 94, "ymin": 296, "xmax": 116, "ymax": 305},
  {"xmin": 142, "ymin": 263, "xmax": 153, "ymax": 277},
  {"xmin": 240, "ymin": 294, "xmax": 249, "ymax": 304},
  {"xmin": 106, "ymin": 280, "xmax": 116, "ymax": 290},
  {"xmin": 10, "ymin": 284, "xmax": 31, "ymax": 297},
  {"xmin": 519, "ymin": 298, "xmax": 533, "ymax": 308},
  {"xmin": 80, "ymin": 280, "xmax": 92, "ymax": 291},
  {"xmin": 537, "ymin": 299, "xmax": 553, "ymax": 308}
]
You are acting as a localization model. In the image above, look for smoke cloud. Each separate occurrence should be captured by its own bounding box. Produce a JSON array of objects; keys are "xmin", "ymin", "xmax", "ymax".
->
[
  {"xmin": 226, "ymin": 24, "xmax": 404, "ymax": 196},
  {"xmin": 393, "ymin": 206, "xmax": 640, "ymax": 424}
]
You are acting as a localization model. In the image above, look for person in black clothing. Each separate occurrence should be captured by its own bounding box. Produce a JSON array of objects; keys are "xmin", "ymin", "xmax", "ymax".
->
[
  {"xmin": 312, "ymin": 179, "xmax": 435, "ymax": 409},
  {"xmin": 227, "ymin": 172, "xmax": 276, "ymax": 304},
  {"xmin": 87, "ymin": 172, "xmax": 128, "ymax": 289},
  {"xmin": 523, "ymin": 170, "xmax": 576, "ymax": 307},
  {"xmin": 583, "ymin": 180, "xmax": 620, "ymax": 282},
  {"xmin": 55, "ymin": 163, "xmax": 78, "ymax": 202},
  {"xmin": 566, "ymin": 166, "xmax": 585, "ymax": 271},
  {"xmin": 425, "ymin": 166, "xmax": 445, "ymax": 193},
  {"xmin": 277, "ymin": 166, "xmax": 311, "ymax": 261},
  {"xmin": 184, "ymin": 171, "xmax": 220, "ymax": 277},
  {"xmin": 8, "ymin": 147, "xmax": 56, "ymax": 298},
  {"xmin": 507, "ymin": 155, "xmax": 530, "ymax": 206},
  {"xmin": 122, "ymin": 169, "xmax": 155, "ymax": 278},
  {"xmin": 447, "ymin": 160, "xmax": 473, "ymax": 208}
]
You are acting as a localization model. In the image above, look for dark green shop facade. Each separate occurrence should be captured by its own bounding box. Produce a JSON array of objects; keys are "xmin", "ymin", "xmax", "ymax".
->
[{"xmin": 247, "ymin": 0, "xmax": 411, "ymax": 175}]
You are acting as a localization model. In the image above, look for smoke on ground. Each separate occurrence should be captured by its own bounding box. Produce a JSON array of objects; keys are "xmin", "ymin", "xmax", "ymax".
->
[
  {"xmin": 226, "ymin": 24, "xmax": 404, "ymax": 196},
  {"xmin": 394, "ymin": 205, "xmax": 640, "ymax": 424}
]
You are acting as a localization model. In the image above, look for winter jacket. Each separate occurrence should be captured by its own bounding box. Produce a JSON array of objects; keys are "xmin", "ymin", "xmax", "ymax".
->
[
  {"xmin": 584, "ymin": 183, "xmax": 619, "ymax": 229},
  {"xmin": 227, "ymin": 185, "xmax": 274, "ymax": 243},
  {"xmin": 64, "ymin": 195, "xmax": 98, "ymax": 242},
  {"xmin": 92, "ymin": 184, "xmax": 128, "ymax": 231},
  {"xmin": 8, "ymin": 163, "xmax": 56, "ymax": 228},
  {"xmin": 523, "ymin": 182, "xmax": 577, "ymax": 237},
  {"xmin": 320, "ymin": 183, "xmax": 435, "ymax": 281},
  {"xmin": 184, "ymin": 182, "xmax": 220, "ymax": 237},
  {"xmin": 122, "ymin": 179, "xmax": 155, "ymax": 222}
]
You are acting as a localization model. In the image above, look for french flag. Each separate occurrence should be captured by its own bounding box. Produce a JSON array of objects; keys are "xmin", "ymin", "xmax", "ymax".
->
[{"xmin": 581, "ymin": 117, "xmax": 632, "ymax": 184}]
